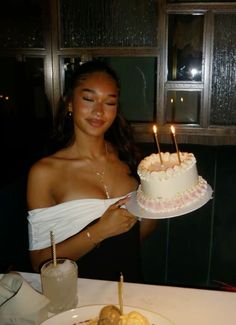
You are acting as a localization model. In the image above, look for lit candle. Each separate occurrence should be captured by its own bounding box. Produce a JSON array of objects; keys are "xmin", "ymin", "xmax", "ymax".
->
[
  {"xmin": 170, "ymin": 125, "xmax": 181, "ymax": 164},
  {"xmin": 153, "ymin": 125, "xmax": 163, "ymax": 165}
]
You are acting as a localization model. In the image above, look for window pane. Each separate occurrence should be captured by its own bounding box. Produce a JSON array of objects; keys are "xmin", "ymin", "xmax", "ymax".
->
[
  {"xmin": 210, "ymin": 14, "xmax": 236, "ymax": 126},
  {"xmin": 168, "ymin": 0, "xmax": 235, "ymax": 2},
  {"xmin": 168, "ymin": 14, "xmax": 204, "ymax": 81},
  {"xmin": 63, "ymin": 57, "xmax": 157, "ymax": 122},
  {"xmin": 0, "ymin": 58, "xmax": 49, "ymax": 119},
  {"xmin": 60, "ymin": 0, "xmax": 158, "ymax": 47},
  {"xmin": 0, "ymin": 57, "xmax": 52, "ymax": 185},
  {"xmin": 63, "ymin": 57, "xmax": 83, "ymax": 93},
  {"xmin": 165, "ymin": 90, "xmax": 200, "ymax": 124},
  {"xmin": 0, "ymin": 0, "xmax": 44, "ymax": 48},
  {"xmin": 102, "ymin": 57, "xmax": 157, "ymax": 122}
]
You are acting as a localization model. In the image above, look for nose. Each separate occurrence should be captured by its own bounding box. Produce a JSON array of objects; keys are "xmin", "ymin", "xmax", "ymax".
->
[{"xmin": 93, "ymin": 101, "xmax": 104, "ymax": 116}]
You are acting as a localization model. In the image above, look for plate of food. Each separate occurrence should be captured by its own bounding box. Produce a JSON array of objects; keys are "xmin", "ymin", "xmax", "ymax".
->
[{"xmin": 41, "ymin": 304, "xmax": 175, "ymax": 325}]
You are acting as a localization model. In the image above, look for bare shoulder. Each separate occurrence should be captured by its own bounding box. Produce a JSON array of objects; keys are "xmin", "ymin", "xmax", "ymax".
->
[
  {"xmin": 29, "ymin": 147, "xmax": 69, "ymax": 176},
  {"xmin": 28, "ymin": 154, "xmax": 58, "ymax": 181},
  {"xmin": 27, "ymin": 150, "xmax": 68, "ymax": 209}
]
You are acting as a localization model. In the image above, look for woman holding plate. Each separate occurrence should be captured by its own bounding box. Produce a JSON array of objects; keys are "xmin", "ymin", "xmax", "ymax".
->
[{"xmin": 27, "ymin": 60, "xmax": 157, "ymax": 282}]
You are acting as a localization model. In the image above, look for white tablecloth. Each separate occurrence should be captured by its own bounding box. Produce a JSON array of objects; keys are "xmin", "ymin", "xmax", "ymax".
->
[{"xmin": 20, "ymin": 272, "xmax": 236, "ymax": 325}]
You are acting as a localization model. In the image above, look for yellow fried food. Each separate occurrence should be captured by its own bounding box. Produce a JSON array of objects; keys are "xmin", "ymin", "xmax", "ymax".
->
[
  {"xmin": 88, "ymin": 305, "xmax": 150, "ymax": 325},
  {"xmin": 120, "ymin": 311, "xmax": 150, "ymax": 325},
  {"xmin": 98, "ymin": 305, "xmax": 121, "ymax": 325}
]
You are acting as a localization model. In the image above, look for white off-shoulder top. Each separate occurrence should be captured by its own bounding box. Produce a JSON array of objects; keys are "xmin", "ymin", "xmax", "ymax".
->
[{"xmin": 27, "ymin": 194, "xmax": 132, "ymax": 250}]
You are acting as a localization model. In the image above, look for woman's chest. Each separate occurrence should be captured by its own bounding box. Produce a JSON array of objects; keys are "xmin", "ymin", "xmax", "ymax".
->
[{"xmin": 51, "ymin": 159, "xmax": 137, "ymax": 203}]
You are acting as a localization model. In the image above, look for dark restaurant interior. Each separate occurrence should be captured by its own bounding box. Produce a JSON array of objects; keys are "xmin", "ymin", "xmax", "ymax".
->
[{"xmin": 0, "ymin": 0, "xmax": 236, "ymax": 291}]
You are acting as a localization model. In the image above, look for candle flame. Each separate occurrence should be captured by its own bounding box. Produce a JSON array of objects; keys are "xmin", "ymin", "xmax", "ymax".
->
[
  {"xmin": 153, "ymin": 124, "xmax": 163, "ymax": 165},
  {"xmin": 153, "ymin": 124, "xmax": 157, "ymax": 134},
  {"xmin": 170, "ymin": 125, "xmax": 181, "ymax": 164},
  {"xmin": 170, "ymin": 125, "xmax": 175, "ymax": 135}
]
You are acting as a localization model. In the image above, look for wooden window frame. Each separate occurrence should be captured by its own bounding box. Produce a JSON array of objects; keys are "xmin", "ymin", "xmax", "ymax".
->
[{"xmin": 1, "ymin": 0, "xmax": 235, "ymax": 145}]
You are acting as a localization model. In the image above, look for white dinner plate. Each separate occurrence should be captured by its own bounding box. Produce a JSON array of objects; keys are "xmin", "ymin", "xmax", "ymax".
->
[
  {"xmin": 41, "ymin": 304, "xmax": 175, "ymax": 325},
  {"xmin": 126, "ymin": 184, "xmax": 213, "ymax": 219}
]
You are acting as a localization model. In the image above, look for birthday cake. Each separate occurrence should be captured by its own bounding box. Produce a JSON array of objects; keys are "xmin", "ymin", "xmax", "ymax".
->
[{"xmin": 137, "ymin": 152, "xmax": 208, "ymax": 213}]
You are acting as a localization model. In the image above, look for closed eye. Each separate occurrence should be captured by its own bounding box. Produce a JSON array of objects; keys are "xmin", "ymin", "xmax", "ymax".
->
[{"xmin": 82, "ymin": 96, "xmax": 94, "ymax": 102}]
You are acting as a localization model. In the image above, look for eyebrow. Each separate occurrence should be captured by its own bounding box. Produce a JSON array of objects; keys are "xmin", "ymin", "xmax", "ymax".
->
[{"xmin": 81, "ymin": 88, "xmax": 117, "ymax": 98}]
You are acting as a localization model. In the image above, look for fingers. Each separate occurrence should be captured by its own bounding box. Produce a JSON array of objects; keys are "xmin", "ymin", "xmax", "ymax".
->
[
  {"xmin": 116, "ymin": 203, "xmax": 123, "ymax": 209},
  {"xmin": 111, "ymin": 199, "xmax": 137, "ymax": 224},
  {"xmin": 108, "ymin": 201, "xmax": 122, "ymax": 211},
  {"xmin": 105, "ymin": 195, "xmax": 137, "ymax": 232},
  {"xmin": 114, "ymin": 195, "xmax": 131, "ymax": 209}
]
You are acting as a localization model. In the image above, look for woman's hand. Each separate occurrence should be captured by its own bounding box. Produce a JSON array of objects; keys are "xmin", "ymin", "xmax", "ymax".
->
[{"xmin": 95, "ymin": 196, "xmax": 137, "ymax": 240}]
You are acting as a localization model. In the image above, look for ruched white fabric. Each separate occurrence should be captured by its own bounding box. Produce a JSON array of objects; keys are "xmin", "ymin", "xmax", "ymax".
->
[{"xmin": 27, "ymin": 194, "xmax": 130, "ymax": 251}]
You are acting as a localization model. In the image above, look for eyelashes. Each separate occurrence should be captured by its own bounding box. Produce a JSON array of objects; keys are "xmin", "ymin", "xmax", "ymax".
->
[
  {"xmin": 82, "ymin": 96, "xmax": 117, "ymax": 106},
  {"xmin": 82, "ymin": 96, "xmax": 94, "ymax": 102}
]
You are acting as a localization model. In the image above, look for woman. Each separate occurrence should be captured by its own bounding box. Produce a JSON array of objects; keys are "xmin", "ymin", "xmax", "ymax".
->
[{"xmin": 27, "ymin": 60, "xmax": 156, "ymax": 282}]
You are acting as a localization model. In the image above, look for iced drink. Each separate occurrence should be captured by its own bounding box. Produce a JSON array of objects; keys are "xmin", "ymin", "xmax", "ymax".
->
[{"xmin": 41, "ymin": 258, "xmax": 78, "ymax": 314}]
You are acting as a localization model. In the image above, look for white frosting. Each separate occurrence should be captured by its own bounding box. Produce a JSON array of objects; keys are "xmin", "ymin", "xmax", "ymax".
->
[{"xmin": 137, "ymin": 152, "xmax": 208, "ymax": 213}]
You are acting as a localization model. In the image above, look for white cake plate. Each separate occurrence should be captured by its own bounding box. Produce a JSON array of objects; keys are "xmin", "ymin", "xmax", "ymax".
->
[{"xmin": 126, "ymin": 184, "xmax": 213, "ymax": 219}]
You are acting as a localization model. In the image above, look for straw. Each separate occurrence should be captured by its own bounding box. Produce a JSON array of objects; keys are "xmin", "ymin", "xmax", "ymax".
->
[
  {"xmin": 118, "ymin": 272, "xmax": 124, "ymax": 314},
  {"xmin": 50, "ymin": 231, "xmax": 57, "ymax": 266}
]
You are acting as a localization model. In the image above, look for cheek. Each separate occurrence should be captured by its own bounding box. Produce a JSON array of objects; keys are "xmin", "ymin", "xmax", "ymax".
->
[
  {"xmin": 105, "ymin": 107, "xmax": 117, "ymax": 122},
  {"xmin": 73, "ymin": 101, "xmax": 90, "ymax": 117}
]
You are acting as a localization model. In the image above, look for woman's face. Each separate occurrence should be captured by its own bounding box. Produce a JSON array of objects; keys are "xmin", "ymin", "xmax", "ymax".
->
[{"xmin": 71, "ymin": 71, "xmax": 119, "ymax": 138}]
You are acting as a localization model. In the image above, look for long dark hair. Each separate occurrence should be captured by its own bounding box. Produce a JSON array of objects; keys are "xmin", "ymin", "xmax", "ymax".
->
[{"xmin": 52, "ymin": 60, "xmax": 141, "ymax": 179}]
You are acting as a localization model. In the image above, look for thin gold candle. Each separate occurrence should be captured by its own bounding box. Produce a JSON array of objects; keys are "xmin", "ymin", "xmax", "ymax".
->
[
  {"xmin": 153, "ymin": 125, "xmax": 163, "ymax": 165},
  {"xmin": 118, "ymin": 272, "xmax": 124, "ymax": 315},
  {"xmin": 170, "ymin": 125, "xmax": 181, "ymax": 164}
]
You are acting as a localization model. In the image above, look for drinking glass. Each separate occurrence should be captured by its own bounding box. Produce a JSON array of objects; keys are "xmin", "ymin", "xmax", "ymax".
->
[{"xmin": 41, "ymin": 258, "xmax": 78, "ymax": 314}]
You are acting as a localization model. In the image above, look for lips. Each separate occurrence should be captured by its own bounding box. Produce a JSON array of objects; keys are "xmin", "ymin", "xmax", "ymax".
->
[{"xmin": 87, "ymin": 118, "xmax": 105, "ymax": 128}]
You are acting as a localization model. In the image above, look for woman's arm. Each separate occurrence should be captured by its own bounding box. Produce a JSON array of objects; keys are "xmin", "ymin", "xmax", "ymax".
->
[
  {"xmin": 29, "ymin": 196, "xmax": 137, "ymax": 272},
  {"xmin": 30, "ymin": 223, "xmax": 102, "ymax": 272}
]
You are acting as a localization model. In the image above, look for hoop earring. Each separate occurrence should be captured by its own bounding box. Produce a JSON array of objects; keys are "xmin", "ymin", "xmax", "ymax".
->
[
  {"xmin": 67, "ymin": 102, "xmax": 73, "ymax": 118},
  {"xmin": 67, "ymin": 110, "xmax": 73, "ymax": 118}
]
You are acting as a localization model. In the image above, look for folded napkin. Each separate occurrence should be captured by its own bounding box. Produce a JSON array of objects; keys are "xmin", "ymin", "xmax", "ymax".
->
[{"xmin": 0, "ymin": 272, "xmax": 49, "ymax": 325}]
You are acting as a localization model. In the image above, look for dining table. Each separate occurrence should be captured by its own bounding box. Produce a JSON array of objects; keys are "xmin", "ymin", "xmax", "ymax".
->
[{"xmin": 18, "ymin": 271, "xmax": 236, "ymax": 325}]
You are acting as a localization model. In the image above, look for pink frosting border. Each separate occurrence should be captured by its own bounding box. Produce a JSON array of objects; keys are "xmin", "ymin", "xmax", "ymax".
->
[{"xmin": 137, "ymin": 176, "xmax": 208, "ymax": 213}]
